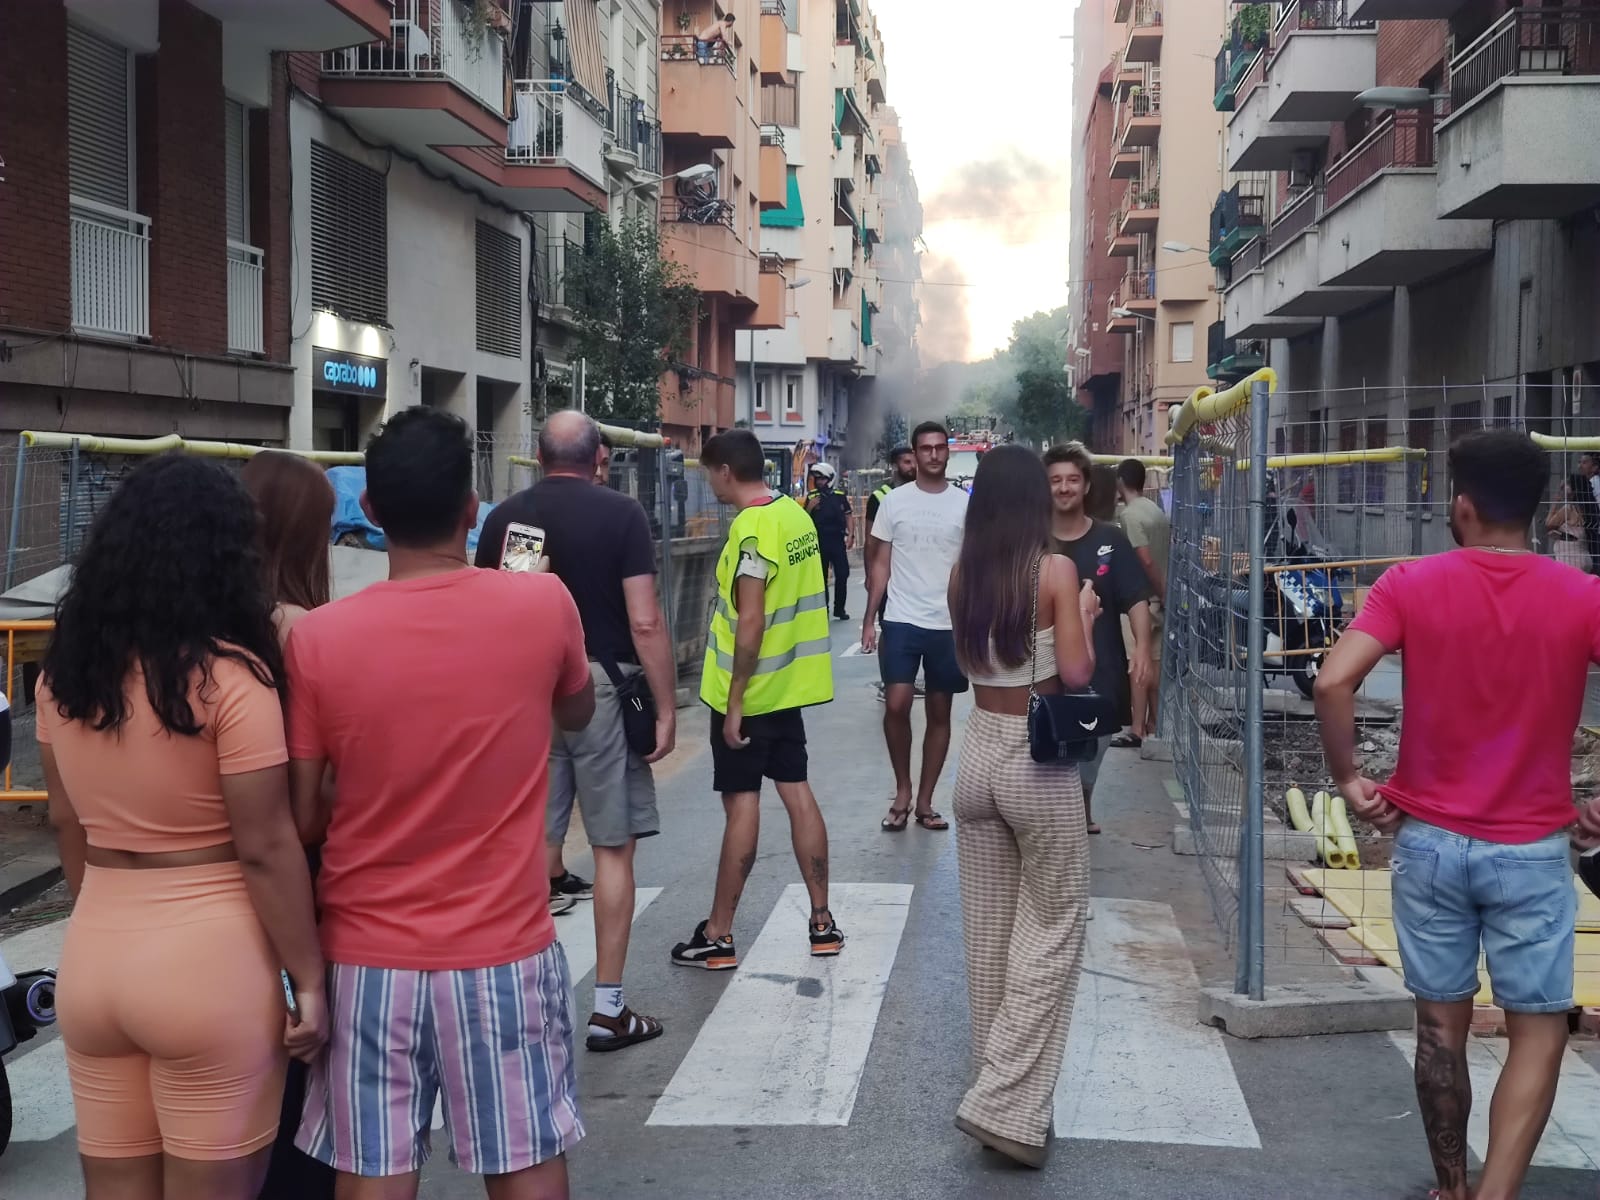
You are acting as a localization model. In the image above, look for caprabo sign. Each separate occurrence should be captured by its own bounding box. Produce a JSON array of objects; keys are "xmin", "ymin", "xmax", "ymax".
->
[{"xmin": 313, "ymin": 348, "xmax": 387, "ymax": 398}]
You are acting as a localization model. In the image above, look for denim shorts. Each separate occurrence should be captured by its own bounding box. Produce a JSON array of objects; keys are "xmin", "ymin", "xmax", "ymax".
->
[
  {"xmin": 879, "ymin": 621, "xmax": 969, "ymax": 694},
  {"xmin": 1390, "ymin": 817, "xmax": 1575, "ymax": 1014}
]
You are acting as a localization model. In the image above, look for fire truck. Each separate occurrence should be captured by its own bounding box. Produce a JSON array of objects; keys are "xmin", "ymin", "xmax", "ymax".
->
[{"xmin": 947, "ymin": 430, "xmax": 996, "ymax": 491}]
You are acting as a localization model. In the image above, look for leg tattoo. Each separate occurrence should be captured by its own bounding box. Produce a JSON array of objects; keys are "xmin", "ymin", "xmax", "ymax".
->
[{"xmin": 1415, "ymin": 1021, "xmax": 1471, "ymax": 1195}]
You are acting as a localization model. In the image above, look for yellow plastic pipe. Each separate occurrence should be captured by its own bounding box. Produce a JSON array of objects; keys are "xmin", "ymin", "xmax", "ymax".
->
[
  {"xmin": 1330, "ymin": 793, "xmax": 1362, "ymax": 871},
  {"xmin": 1310, "ymin": 791, "xmax": 1347, "ymax": 869},
  {"xmin": 1285, "ymin": 787, "xmax": 1314, "ymax": 833},
  {"xmin": 1165, "ymin": 368, "xmax": 1278, "ymax": 446},
  {"xmin": 21, "ymin": 430, "xmax": 364, "ymax": 466}
]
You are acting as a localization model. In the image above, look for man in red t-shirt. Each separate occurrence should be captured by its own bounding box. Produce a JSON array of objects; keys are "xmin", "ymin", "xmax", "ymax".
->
[
  {"xmin": 285, "ymin": 407, "xmax": 596, "ymax": 1195},
  {"xmin": 1317, "ymin": 429, "xmax": 1600, "ymax": 1200}
]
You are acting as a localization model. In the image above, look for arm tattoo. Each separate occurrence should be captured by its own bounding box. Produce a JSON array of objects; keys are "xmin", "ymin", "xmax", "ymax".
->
[
  {"xmin": 731, "ymin": 642, "xmax": 760, "ymax": 684},
  {"xmin": 1414, "ymin": 1021, "xmax": 1470, "ymax": 1194}
]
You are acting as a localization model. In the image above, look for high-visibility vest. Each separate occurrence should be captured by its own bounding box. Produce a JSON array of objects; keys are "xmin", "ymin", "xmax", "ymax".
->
[
  {"xmin": 700, "ymin": 495, "xmax": 834, "ymax": 716},
  {"xmin": 872, "ymin": 482, "xmax": 892, "ymax": 503}
]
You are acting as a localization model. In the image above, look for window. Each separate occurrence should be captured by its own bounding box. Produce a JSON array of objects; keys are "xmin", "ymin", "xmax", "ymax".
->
[
  {"xmin": 310, "ymin": 142, "xmax": 387, "ymax": 325},
  {"xmin": 224, "ymin": 98, "xmax": 249, "ymax": 244},
  {"xmin": 475, "ymin": 222, "xmax": 522, "ymax": 358},
  {"xmin": 67, "ymin": 24, "xmax": 133, "ymax": 210},
  {"xmin": 783, "ymin": 375, "xmax": 802, "ymax": 422},
  {"xmin": 1337, "ymin": 421, "xmax": 1358, "ymax": 506},
  {"xmin": 754, "ymin": 373, "xmax": 772, "ymax": 422},
  {"xmin": 1170, "ymin": 321, "xmax": 1194, "ymax": 364}
]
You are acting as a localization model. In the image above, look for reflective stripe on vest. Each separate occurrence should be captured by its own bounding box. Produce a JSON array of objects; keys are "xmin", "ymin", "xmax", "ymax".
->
[
  {"xmin": 873, "ymin": 483, "xmax": 892, "ymax": 501},
  {"xmin": 700, "ymin": 494, "xmax": 835, "ymax": 716}
]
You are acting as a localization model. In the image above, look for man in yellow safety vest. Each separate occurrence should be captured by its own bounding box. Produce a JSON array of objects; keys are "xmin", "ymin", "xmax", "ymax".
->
[{"xmin": 669, "ymin": 430, "xmax": 845, "ymax": 970}]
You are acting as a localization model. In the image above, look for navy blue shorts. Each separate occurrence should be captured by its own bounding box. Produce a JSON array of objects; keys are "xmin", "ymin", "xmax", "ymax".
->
[{"xmin": 879, "ymin": 622, "xmax": 969, "ymax": 694}]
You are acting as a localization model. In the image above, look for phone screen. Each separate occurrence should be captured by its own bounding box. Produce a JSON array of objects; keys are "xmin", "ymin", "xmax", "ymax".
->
[{"xmin": 501, "ymin": 522, "xmax": 546, "ymax": 573}]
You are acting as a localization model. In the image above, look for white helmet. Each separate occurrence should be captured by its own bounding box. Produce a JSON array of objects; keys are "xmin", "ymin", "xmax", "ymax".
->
[{"xmin": 810, "ymin": 462, "xmax": 837, "ymax": 483}]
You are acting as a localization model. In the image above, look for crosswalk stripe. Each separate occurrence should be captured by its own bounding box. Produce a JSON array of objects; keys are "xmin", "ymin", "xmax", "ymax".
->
[
  {"xmin": 1388, "ymin": 1032, "xmax": 1600, "ymax": 1170},
  {"xmin": 557, "ymin": 887, "xmax": 664, "ymax": 993},
  {"xmin": 1055, "ymin": 898, "xmax": 1261, "ymax": 1149},
  {"xmin": 647, "ymin": 882, "xmax": 913, "ymax": 1127},
  {"xmin": 838, "ymin": 642, "xmax": 870, "ymax": 658}
]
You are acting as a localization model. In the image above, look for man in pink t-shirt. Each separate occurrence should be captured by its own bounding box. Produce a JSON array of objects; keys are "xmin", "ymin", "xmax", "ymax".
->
[
  {"xmin": 1317, "ymin": 429, "xmax": 1600, "ymax": 1200},
  {"xmin": 284, "ymin": 407, "xmax": 596, "ymax": 1196}
]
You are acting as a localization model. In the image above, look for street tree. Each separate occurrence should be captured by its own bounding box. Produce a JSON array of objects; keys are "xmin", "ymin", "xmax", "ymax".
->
[
  {"xmin": 1002, "ymin": 306, "xmax": 1083, "ymax": 448},
  {"xmin": 561, "ymin": 215, "xmax": 701, "ymax": 424}
]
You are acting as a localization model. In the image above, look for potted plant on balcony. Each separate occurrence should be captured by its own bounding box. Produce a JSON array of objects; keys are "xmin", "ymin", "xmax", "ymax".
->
[
  {"xmin": 1233, "ymin": 3, "xmax": 1268, "ymax": 52},
  {"xmin": 1138, "ymin": 187, "xmax": 1160, "ymax": 208},
  {"xmin": 460, "ymin": 0, "xmax": 507, "ymax": 61}
]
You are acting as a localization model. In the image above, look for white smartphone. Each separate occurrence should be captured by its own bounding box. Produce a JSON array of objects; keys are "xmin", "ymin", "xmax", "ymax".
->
[{"xmin": 501, "ymin": 522, "xmax": 547, "ymax": 573}]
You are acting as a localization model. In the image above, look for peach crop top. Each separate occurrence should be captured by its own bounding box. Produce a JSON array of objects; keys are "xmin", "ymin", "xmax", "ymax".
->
[{"xmin": 34, "ymin": 656, "xmax": 288, "ymax": 852}]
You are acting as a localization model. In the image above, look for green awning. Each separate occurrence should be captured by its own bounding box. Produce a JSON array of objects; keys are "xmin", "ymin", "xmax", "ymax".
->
[
  {"xmin": 761, "ymin": 167, "xmax": 804, "ymax": 228},
  {"xmin": 861, "ymin": 290, "xmax": 873, "ymax": 347},
  {"xmin": 833, "ymin": 91, "xmax": 845, "ymax": 148}
]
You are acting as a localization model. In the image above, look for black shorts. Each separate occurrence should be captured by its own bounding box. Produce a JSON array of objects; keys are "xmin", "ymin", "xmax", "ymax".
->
[
  {"xmin": 879, "ymin": 621, "xmax": 969, "ymax": 694},
  {"xmin": 708, "ymin": 706, "xmax": 809, "ymax": 795}
]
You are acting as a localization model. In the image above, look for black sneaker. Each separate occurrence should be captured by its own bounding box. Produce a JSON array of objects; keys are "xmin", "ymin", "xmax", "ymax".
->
[
  {"xmin": 671, "ymin": 919, "xmax": 738, "ymax": 970},
  {"xmin": 809, "ymin": 913, "xmax": 846, "ymax": 957},
  {"xmin": 551, "ymin": 871, "xmax": 594, "ymax": 901},
  {"xmin": 834, "ymin": 611, "xmax": 850, "ymax": 622}
]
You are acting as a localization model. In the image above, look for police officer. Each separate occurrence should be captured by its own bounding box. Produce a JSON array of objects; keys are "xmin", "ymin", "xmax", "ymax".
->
[
  {"xmin": 803, "ymin": 461, "xmax": 854, "ymax": 622},
  {"xmin": 670, "ymin": 429, "xmax": 844, "ymax": 969}
]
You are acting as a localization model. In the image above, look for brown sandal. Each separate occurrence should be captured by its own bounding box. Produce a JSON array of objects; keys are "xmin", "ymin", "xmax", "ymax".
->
[
  {"xmin": 881, "ymin": 805, "xmax": 911, "ymax": 832},
  {"xmin": 585, "ymin": 1007, "xmax": 664, "ymax": 1052},
  {"xmin": 915, "ymin": 810, "xmax": 949, "ymax": 831}
]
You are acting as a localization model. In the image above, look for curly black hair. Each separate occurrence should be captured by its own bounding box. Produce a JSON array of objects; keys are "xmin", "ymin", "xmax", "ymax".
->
[{"xmin": 42, "ymin": 454, "xmax": 285, "ymax": 736}]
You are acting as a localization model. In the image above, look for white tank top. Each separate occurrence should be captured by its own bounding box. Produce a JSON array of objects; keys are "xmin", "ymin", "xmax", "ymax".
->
[{"xmin": 966, "ymin": 625, "xmax": 1058, "ymax": 688}]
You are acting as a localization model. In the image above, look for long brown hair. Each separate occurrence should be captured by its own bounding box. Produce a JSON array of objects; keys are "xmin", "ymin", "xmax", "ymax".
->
[
  {"xmin": 240, "ymin": 451, "xmax": 335, "ymax": 612},
  {"xmin": 950, "ymin": 444, "xmax": 1052, "ymax": 673}
]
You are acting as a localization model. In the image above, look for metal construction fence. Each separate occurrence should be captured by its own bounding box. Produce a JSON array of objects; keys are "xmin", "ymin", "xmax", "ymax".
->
[
  {"xmin": 1163, "ymin": 376, "xmax": 1600, "ymax": 1001},
  {"xmin": 0, "ymin": 426, "xmax": 743, "ymax": 803}
]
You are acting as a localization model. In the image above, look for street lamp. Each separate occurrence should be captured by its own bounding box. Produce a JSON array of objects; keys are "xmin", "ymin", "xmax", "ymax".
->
[
  {"xmin": 1111, "ymin": 306, "xmax": 1158, "ymax": 323},
  {"xmin": 1355, "ymin": 86, "xmax": 1434, "ymax": 110},
  {"xmin": 1161, "ymin": 241, "xmax": 1200, "ymax": 254}
]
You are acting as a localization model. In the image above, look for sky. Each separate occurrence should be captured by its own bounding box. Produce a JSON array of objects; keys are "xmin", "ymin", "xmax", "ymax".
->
[{"xmin": 867, "ymin": 0, "xmax": 1072, "ymax": 364}]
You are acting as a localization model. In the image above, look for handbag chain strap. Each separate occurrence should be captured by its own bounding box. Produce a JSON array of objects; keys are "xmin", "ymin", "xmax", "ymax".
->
[{"xmin": 1027, "ymin": 553, "xmax": 1042, "ymax": 710}]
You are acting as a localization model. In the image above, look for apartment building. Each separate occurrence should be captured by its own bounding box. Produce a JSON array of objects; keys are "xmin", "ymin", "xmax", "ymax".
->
[
  {"xmin": 1214, "ymin": 0, "xmax": 1600, "ymax": 544},
  {"xmin": 0, "ymin": 0, "xmax": 398, "ymax": 443},
  {"xmin": 736, "ymin": 0, "xmax": 920, "ymax": 477},
  {"xmin": 1069, "ymin": 0, "xmax": 1229, "ymax": 454}
]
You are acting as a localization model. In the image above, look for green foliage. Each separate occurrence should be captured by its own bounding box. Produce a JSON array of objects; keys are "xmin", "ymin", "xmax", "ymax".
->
[
  {"xmin": 1002, "ymin": 306, "xmax": 1083, "ymax": 449},
  {"xmin": 1234, "ymin": 3, "xmax": 1269, "ymax": 50},
  {"xmin": 561, "ymin": 215, "xmax": 701, "ymax": 425}
]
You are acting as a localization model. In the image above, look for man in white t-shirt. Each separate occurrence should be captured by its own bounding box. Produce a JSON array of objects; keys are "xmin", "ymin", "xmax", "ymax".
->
[{"xmin": 862, "ymin": 422, "xmax": 969, "ymax": 833}]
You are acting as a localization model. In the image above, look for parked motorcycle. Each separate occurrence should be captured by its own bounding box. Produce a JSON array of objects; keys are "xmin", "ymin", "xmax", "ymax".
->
[
  {"xmin": 0, "ymin": 693, "xmax": 60, "ymax": 1157},
  {"xmin": 1189, "ymin": 473, "xmax": 1351, "ymax": 700}
]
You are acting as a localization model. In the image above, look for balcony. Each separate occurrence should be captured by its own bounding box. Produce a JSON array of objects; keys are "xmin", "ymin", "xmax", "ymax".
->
[
  {"xmin": 829, "ymin": 306, "xmax": 860, "ymax": 364},
  {"xmin": 1226, "ymin": 50, "xmax": 1329, "ymax": 171},
  {"xmin": 1110, "ymin": 148, "xmax": 1143, "ymax": 179},
  {"xmin": 1117, "ymin": 269, "xmax": 1157, "ymax": 319},
  {"xmin": 1222, "ymin": 237, "xmax": 1321, "ymax": 340},
  {"xmin": 1118, "ymin": 186, "xmax": 1160, "ymax": 237},
  {"xmin": 1264, "ymin": 1, "xmax": 1377, "ymax": 122},
  {"xmin": 1107, "ymin": 211, "xmax": 1140, "ymax": 257},
  {"xmin": 1262, "ymin": 185, "xmax": 1390, "ymax": 319},
  {"xmin": 1209, "ymin": 183, "xmax": 1267, "ymax": 267},
  {"xmin": 321, "ymin": 0, "xmax": 509, "ymax": 149},
  {"xmin": 1207, "ymin": 320, "xmax": 1266, "ymax": 383},
  {"xmin": 1437, "ymin": 8, "xmax": 1600, "ymax": 220},
  {"xmin": 833, "ymin": 41, "xmax": 858, "ymax": 90},
  {"xmin": 663, "ymin": 368, "xmax": 736, "ymax": 431},
  {"xmin": 750, "ymin": 254, "xmax": 789, "ymax": 329},
  {"xmin": 760, "ymin": 0, "xmax": 790, "ymax": 83},
  {"xmin": 436, "ymin": 81, "xmax": 608, "ymax": 210},
  {"xmin": 834, "ymin": 133, "xmax": 858, "ymax": 182},
  {"xmin": 1118, "ymin": 91, "xmax": 1161, "ymax": 150},
  {"xmin": 831, "ymin": 224, "xmax": 856, "ymax": 272},
  {"xmin": 659, "ymin": 36, "xmax": 739, "ymax": 149},
  {"xmin": 1318, "ymin": 109, "xmax": 1491, "ymax": 286},
  {"xmin": 759, "ymin": 127, "xmax": 787, "ymax": 211},
  {"xmin": 226, "ymin": 241, "xmax": 264, "ymax": 356},
  {"xmin": 1113, "ymin": 0, "xmax": 1134, "ymax": 22},
  {"xmin": 1123, "ymin": 1, "xmax": 1164, "ymax": 66},
  {"xmin": 189, "ymin": 0, "xmax": 391, "ymax": 50},
  {"xmin": 1348, "ymin": 0, "xmax": 1466, "ymax": 18},
  {"xmin": 1115, "ymin": 53, "xmax": 1146, "ymax": 97},
  {"xmin": 1107, "ymin": 296, "xmax": 1139, "ymax": 336},
  {"xmin": 605, "ymin": 83, "xmax": 662, "ymax": 176},
  {"xmin": 661, "ymin": 196, "xmax": 758, "ymax": 303},
  {"xmin": 70, "ymin": 198, "xmax": 150, "ymax": 339}
]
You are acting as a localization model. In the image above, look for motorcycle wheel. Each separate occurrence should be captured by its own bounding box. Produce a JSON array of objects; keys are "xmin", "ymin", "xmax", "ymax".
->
[
  {"xmin": 1291, "ymin": 654, "xmax": 1323, "ymax": 700},
  {"xmin": 0, "ymin": 1057, "xmax": 12, "ymax": 1157}
]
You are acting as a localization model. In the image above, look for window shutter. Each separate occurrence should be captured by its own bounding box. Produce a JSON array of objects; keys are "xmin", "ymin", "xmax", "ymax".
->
[
  {"xmin": 224, "ymin": 99, "xmax": 248, "ymax": 243},
  {"xmin": 67, "ymin": 25, "xmax": 131, "ymax": 210},
  {"xmin": 309, "ymin": 142, "xmax": 387, "ymax": 325},
  {"xmin": 475, "ymin": 222, "xmax": 523, "ymax": 358}
]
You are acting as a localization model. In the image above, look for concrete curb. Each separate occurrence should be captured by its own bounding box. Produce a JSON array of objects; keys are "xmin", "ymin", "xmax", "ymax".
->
[
  {"xmin": 0, "ymin": 856, "xmax": 62, "ymax": 914},
  {"xmin": 1198, "ymin": 982, "xmax": 1415, "ymax": 1039}
]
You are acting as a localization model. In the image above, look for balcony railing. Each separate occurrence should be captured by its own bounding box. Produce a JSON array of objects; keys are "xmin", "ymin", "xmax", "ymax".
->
[
  {"xmin": 1274, "ymin": 0, "xmax": 1374, "ymax": 38},
  {"xmin": 1323, "ymin": 107, "xmax": 1437, "ymax": 211},
  {"xmin": 1118, "ymin": 269, "xmax": 1156, "ymax": 305},
  {"xmin": 1449, "ymin": 7, "xmax": 1600, "ymax": 113},
  {"xmin": 508, "ymin": 81, "xmax": 567, "ymax": 162},
  {"xmin": 605, "ymin": 81, "xmax": 661, "ymax": 174},
  {"xmin": 662, "ymin": 194, "xmax": 734, "ymax": 228},
  {"xmin": 760, "ymin": 0, "xmax": 786, "ymax": 14},
  {"xmin": 1236, "ymin": 48, "xmax": 1268, "ymax": 107},
  {"xmin": 70, "ymin": 198, "xmax": 150, "ymax": 339},
  {"xmin": 322, "ymin": 0, "xmax": 508, "ymax": 115},
  {"xmin": 661, "ymin": 33, "xmax": 736, "ymax": 75},
  {"xmin": 1120, "ymin": 90, "xmax": 1161, "ymax": 142},
  {"xmin": 226, "ymin": 241, "xmax": 264, "ymax": 355},
  {"xmin": 1210, "ymin": 182, "xmax": 1268, "ymax": 263},
  {"xmin": 1131, "ymin": 0, "xmax": 1162, "ymax": 28},
  {"xmin": 1271, "ymin": 183, "xmax": 1321, "ymax": 246},
  {"xmin": 1230, "ymin": 231, "xmax": 1269, "ymax": 278}
]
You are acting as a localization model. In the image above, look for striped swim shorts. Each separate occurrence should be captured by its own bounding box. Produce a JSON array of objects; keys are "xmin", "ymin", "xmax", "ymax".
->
[{"xmin": 295, "ymin": 942, "xmax": 584, "ymax": 1177}]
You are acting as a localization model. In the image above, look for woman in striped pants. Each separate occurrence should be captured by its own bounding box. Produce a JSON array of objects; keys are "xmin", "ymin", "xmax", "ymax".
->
[{"xmin": 947, "ymin": 445, "xmax": 1098, "ymax": 1168}]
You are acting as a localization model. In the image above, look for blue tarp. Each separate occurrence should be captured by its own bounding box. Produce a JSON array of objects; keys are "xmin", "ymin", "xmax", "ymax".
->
[{"xmin": 326, "ymin": 466, "xmax": 494, "ymax": 555}]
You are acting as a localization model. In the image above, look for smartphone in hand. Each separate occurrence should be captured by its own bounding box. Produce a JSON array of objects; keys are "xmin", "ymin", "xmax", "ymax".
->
[
  {"xmin": 501, "ymin": 522, "xmax": 546, "ymax": 573},
  {"xmin": 281, "ymin": 969, "xmax": 300, "ymax": 1020}
]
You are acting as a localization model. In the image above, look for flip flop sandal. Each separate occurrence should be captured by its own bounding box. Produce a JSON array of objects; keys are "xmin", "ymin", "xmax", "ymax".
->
[
  {"xmin": 915, "ymin": 811, "xmax": 950, "ymax": 831},
  {"xmin": 585, "ymin": 1007, "xmax": 664, "ymax": 1053},
  {"xmin": 1087, "ymin": 822, "xmax": 1103, "ymax": 835},
  {"xmin": 1110, "ymin": 734, "xmax": 1142, "ymax": 749},
  {"xmin": 881, "ymin": 806, "xmax": 911, "ymax": 832}
]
